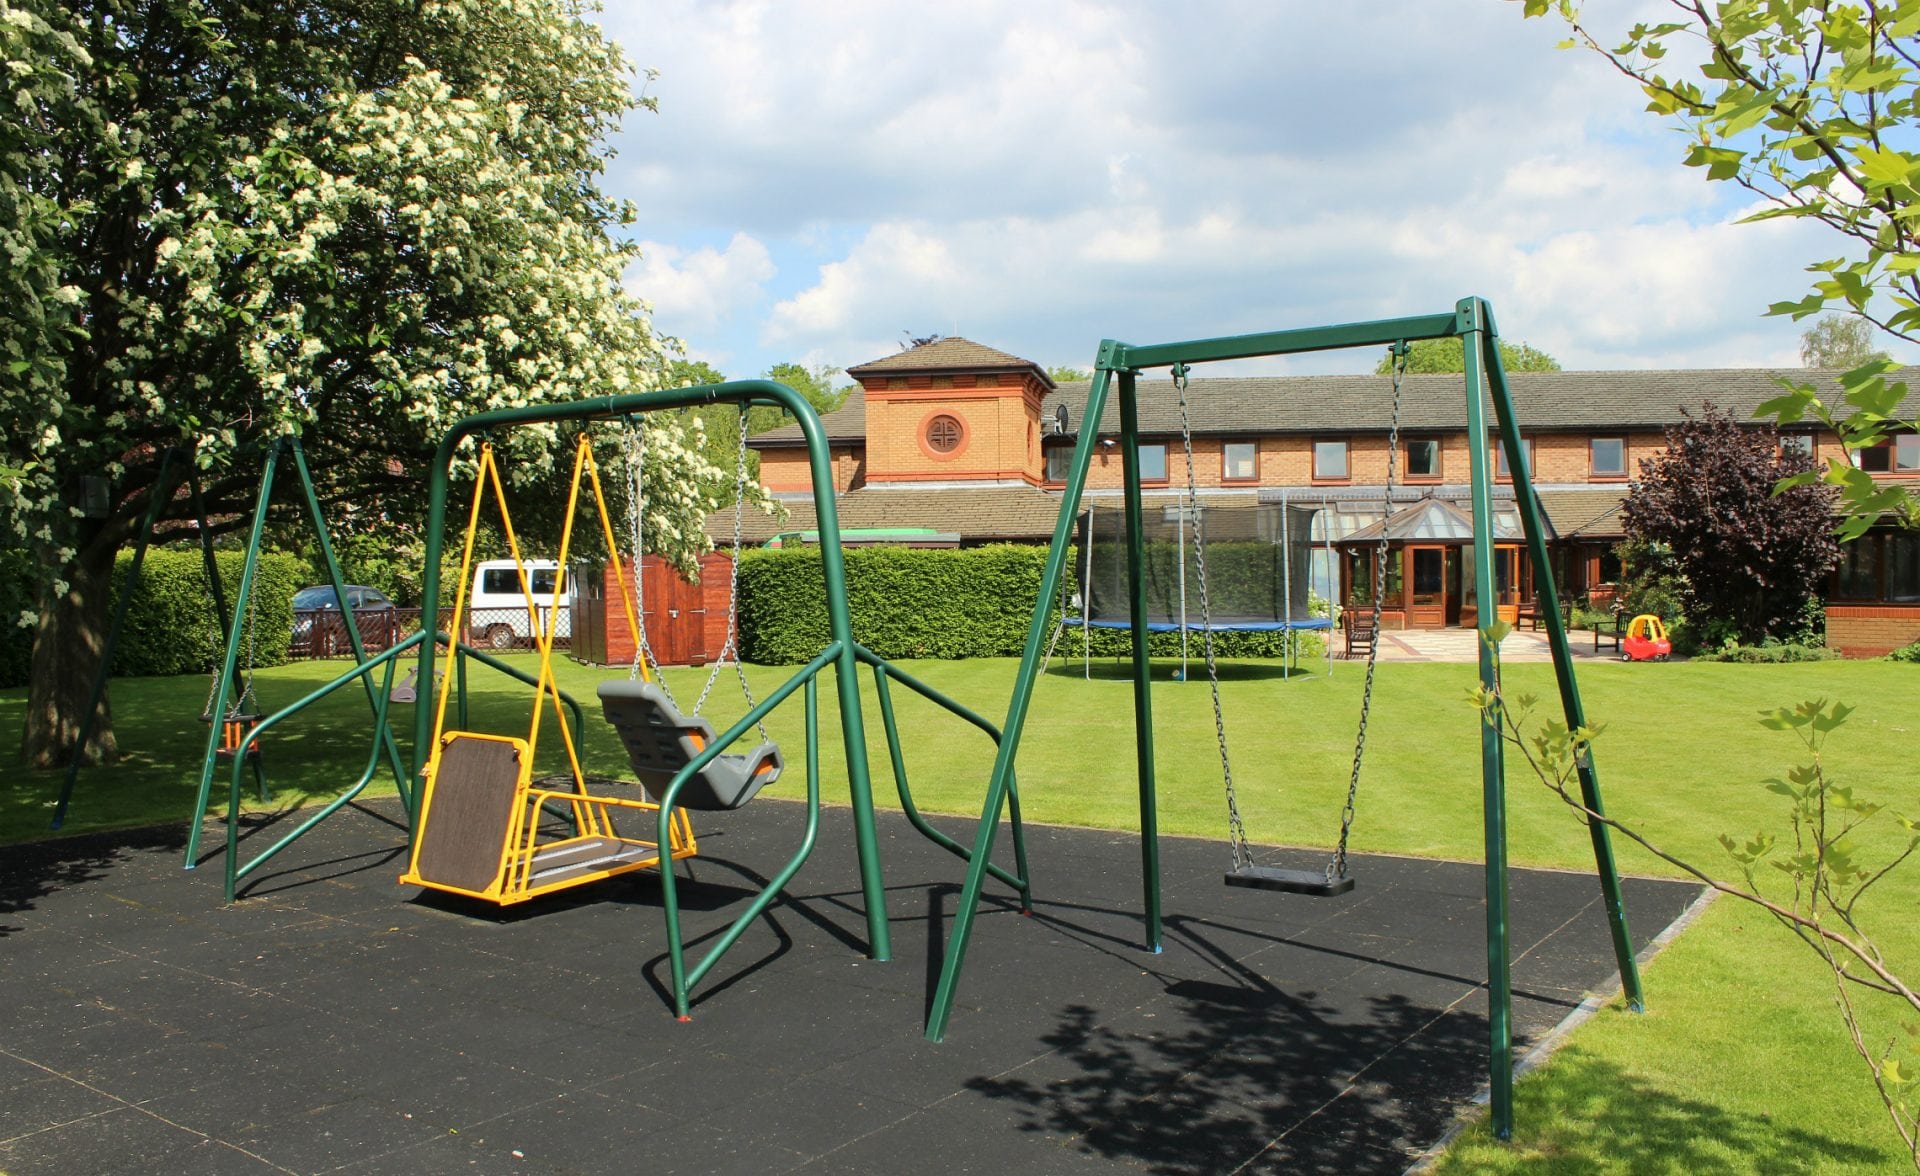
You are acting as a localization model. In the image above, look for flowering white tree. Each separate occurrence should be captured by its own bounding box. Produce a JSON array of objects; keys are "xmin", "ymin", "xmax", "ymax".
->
[{"xmin": 1, "ymin": 0, "xmax": 724, "ymax": 768}]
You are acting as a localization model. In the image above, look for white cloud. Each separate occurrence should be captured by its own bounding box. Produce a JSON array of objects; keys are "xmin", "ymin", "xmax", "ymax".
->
[
  {"xmin": 594, "ymin": 0, "xmax": 1888, "ymax": 379},
  {"xmin": 626, "ymin": 232, "xmax": 774, "ymax": 337}
]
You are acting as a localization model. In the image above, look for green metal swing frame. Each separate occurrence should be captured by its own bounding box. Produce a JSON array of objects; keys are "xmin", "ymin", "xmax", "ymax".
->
[
  {"xmin": 408, "ymin": 380, "xmax": 1033, "ymax": 1019},
  {"xmin": 924, "ymin": 298, "xmax": 1647, "ymax": 1140}
]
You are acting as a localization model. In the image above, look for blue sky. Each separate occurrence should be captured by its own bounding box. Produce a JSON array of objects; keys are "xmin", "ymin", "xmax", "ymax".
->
[{"xmin": 593, "ymin": 1, "xmax": 1890, "ymax": 384}]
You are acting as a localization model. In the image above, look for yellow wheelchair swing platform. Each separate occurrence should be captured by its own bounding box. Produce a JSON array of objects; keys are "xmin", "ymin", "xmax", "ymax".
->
[{"xmin": 399, "ymin": 435, "xmax": 697, "ymax": 905}]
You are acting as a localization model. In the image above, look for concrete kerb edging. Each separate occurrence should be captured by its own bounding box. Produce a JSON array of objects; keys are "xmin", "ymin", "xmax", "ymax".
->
[{"xmin": 1401, "ymin": 884, "xmax": 1721, "ymax": 1174}]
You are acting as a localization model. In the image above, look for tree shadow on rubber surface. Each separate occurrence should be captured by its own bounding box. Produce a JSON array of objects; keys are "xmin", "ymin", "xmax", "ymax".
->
[
  {"xmin": 966, "ymin": 979, "xmax": 1482, "ymax": 1174},
  {"xmin": 0, "ymin": 823, "xmax": 186, "ymax": 934},
  {"xmin": 967, "ymin": 978, "xmax": 1884, "ymax": 1175}
]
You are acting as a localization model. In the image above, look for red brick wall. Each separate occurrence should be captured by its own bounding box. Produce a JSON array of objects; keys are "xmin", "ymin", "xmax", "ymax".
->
[{"xmin": 1825, "ymin": 603, "xmax": 1920, "ymax": 657}]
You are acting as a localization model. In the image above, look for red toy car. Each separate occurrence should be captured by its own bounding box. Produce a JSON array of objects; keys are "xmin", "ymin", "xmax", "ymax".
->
[{"xmin": 1622, "ymin": 613, "xmax": 1672, "ymax": 661}]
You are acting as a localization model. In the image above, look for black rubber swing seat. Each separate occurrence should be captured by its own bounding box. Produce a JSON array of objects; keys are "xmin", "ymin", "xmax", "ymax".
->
[
  {"xmin": 597, "ymin": 680, "xmax": 783, "ymax": 812},
  {"xmin": 1225, "ymin": 865, "xmax": 1355, "ymax": 897}
]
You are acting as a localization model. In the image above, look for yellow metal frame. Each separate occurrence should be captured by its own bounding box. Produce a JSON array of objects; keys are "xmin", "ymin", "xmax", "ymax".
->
[{"xmin": 400, "ymin": 435, "xmax": 695, "ymax": 905}]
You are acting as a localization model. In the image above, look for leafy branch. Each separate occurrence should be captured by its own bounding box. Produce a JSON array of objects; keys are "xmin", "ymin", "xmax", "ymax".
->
[{"xmin": 1471, "ymin": 634, "xmax": 1919, "ymax": 1164}]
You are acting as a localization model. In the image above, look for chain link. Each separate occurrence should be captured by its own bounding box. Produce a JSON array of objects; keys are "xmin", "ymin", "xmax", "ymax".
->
[
  {"xmin": 1330, "ymin": 344, "xmax": 1409, "ymax": 882},
  {"xmin": 690, "ymin": 415, "xmax": 767, "ymax": 740},
  {"xmin": 1174, "ymin": 366, "xmax": 1249, "ymax": 873},
  {"xmin": 624, "ymin": 413, "xmax": 766, "ymax": 741},
  {"xmin": 623, "ymin": 423, "xmax": 676, "ymax": 705}
]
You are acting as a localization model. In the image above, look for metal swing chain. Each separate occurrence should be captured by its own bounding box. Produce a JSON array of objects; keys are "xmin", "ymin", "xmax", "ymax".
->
[
  {"xmin": 234, "ymin": 578, "xmax": 258, "ymax": 716},
  {"xmin": 690, "ymin": 413, "xmax": 767, "ymax": 741},
  {"xmin": 1330, "ymin": 343, "xmax": 1409, "ymax": 882},
  {"xmin": 201, "ymin": 627, "xmax": 222, "ymax": 720},
  {"xmin": 623, "ymin": 421, "xmax": 677, "ymax": 705},
  {"xmin": 1175, "ymin": 366, "xmax": 1248, "ymax": 873}
]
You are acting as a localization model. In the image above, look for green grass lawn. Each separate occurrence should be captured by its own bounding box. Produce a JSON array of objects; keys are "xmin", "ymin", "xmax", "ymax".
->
[{"xmin": 4, "ymin": 652, "xmax": 1918, "ymax": 1170}]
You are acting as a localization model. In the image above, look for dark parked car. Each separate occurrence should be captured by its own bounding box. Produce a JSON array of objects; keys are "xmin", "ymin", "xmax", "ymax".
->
[{"xmin": 291, "ymin": 585, "xmax": 397, "ymax": 656}]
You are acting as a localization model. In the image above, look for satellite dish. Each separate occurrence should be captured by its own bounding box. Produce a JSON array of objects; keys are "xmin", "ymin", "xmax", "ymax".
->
[{"xmin": 1052, "ymin": 403, "xmax": 1070, "ymax": 434}]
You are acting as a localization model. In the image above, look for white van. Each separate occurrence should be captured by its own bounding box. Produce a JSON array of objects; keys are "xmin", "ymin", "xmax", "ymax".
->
[{"xmin": 467, "ymin": 559, "xmax": 571, "ymax": 649}]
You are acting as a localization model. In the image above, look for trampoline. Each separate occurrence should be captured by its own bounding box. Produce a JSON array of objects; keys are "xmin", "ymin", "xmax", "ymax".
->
[
  {"xmin": 1056, "ymin": 496, "xmax": 1335, "ymax": 677},
  {"xmin": 1077, "ymin": 617, "xmax": 1333, "ymax": 633}
]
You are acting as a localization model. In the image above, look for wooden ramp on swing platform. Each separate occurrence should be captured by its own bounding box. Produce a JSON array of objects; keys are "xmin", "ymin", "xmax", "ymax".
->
[{"xmin": 400, "ymin": 731, "xmax": 697, "ymax": 906}]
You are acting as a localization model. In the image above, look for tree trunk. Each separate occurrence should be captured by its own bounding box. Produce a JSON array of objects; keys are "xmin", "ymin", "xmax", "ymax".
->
[{"xmin": 20, "ymin": 538, "xmax": 119, "ymax": 770}]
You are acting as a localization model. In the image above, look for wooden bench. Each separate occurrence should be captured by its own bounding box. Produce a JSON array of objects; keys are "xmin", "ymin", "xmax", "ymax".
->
[
  {"xmin": 1593, "ymin": 609, "xmax": 1624, "ymax": 655},
  {"xmin": 1342, "ymin": 609, "xmax": 1379, "ymax": 660}
]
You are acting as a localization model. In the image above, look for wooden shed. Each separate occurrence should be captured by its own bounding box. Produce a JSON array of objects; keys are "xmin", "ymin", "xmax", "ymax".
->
[{"xmin": 569, "ymin": 553, "xmax": 734, "ymax": 668}]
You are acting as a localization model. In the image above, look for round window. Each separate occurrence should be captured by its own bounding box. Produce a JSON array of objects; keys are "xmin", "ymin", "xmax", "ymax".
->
[{"xmin": 925, "ymin": 414, "xmax": 963, "ymax": 454}]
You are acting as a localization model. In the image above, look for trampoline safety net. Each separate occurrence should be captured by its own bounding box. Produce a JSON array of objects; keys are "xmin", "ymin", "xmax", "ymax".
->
[{"xmin": 1080, "ymin": 502, "xmax": 1324, "ymax": 629}]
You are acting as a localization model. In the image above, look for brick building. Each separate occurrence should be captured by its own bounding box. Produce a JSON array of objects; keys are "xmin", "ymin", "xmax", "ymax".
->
[{"xmin": 733, "ymin": 338, "xmax": 1920, "ymax": 652}]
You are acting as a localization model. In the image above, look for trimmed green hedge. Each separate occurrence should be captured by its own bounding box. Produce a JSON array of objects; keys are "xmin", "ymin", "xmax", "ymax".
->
[
  {"xmin": 0, "ymin": 547, "xmax": 304, "ymax": 688},
  {"xmin": 111, "ymin": 549, "xmax": 304, "ymax": 677},
  {"xmin": 736, "ymin": 544, "xmax": 1325, "ymax": 664},
  {"xmin": 739, "ymin": 545, "xmax": 1057, "ymax": 662}
]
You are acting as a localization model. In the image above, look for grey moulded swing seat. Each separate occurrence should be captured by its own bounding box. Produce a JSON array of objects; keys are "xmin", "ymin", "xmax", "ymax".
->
[{"xmin": 597, "ymin": 680, "xmax": 783, "ymax": 811}]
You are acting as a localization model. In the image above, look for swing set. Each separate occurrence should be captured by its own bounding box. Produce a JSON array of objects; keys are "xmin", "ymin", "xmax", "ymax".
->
[
  {"xmin": 398, "ymin": 432, "xmax": 702, "ymax": 903},
  {"xmin": 925, "ymin": 299, "xmax": 1647, "ymax": 1142}
]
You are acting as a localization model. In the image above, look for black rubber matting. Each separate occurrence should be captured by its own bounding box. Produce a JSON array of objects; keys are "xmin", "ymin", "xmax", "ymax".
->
[{"xmin": 0, "ymin": 799, "xmax": 1701, "ymax": 1174}]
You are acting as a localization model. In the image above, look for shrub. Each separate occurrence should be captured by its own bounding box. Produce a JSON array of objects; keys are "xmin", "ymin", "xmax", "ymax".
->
[
  {"xmin": 109, "ymin": 548, "xmax": 305, "ymax": 677},
  {"xmin": 738, "ymin": 545, "xmax": 1056, "ymax": 662},
  {"xmin": 736, "ymin": 544, "xmax": 1325, "ymax": 664},
  {"xmin": 1886, "ymin": 640, "xmax": 1920, "ymax": 663},
  {"xmin": 1695, "ymin": 641, "xmax": 1840, "ymax": 664},
  {"xmin": 0, "ymin": 547, "xmax": 304, "ymax": 687}
]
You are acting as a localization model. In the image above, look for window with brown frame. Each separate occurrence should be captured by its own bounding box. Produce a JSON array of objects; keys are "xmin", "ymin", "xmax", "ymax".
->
[
  {"xmin": 1044, "ymin": 445, "xmax": 1073, "ymax": 484},
  {"xmin": 1890, "ymin": 532, "xmax": 1920, "ymax": 602},
  {"xmin": 1139, "ymin": 443, "xmax": 1169, "ymax": 483},
  {"xmin": 1403, "ymin": 438, "xmax": 1441, "ymax": 481},
  {"xmin": 1493, "ymin": 435, "xmax": 1533, "ymax": 481},
  {"xmin": 1834, "ymin": 537, "xmax": 1882, "ymax": 599},
  {"xmin": 1856, "ymin": 434, "xmax": 1920, "ymax": 473},
  {"xmin": 1589, "ymin": 436, "xmax": 1627, "ymax": 479},
  {"xmin": 1222, "ymin": 442, "xmax": 1258, "ymax": 482},
  {"xmin": 1779, "ymin": 434, "xmax": 1814, "ymax": 459},
  {"xmin": 1313, "ymin": 438, "xmax": 1349, "ymax": 481}
]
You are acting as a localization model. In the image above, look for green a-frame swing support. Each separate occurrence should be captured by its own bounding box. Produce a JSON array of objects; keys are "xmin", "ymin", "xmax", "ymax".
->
[{"xmin": 923, "ymin": 297, "xmax": 1646, "ymax": 1140}]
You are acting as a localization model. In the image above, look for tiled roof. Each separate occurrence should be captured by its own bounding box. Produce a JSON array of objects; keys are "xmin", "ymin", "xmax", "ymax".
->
[
  {"xmin": 1038, "ymin": 367, "xmax": 1911, "ymax": 438},
  {"xmin": 706, "ymin": 485, "xmax": 1073, "ymax": 544},
  {"xmin": 753, "ymin": 384, "xmax": 867, "ymax": 446},
  {"xmin": 709, "ymin": 482, "xmax": 1637, "ymax": 548},
  {"xmin": 707, "ymin": 484, "xmax": 1630, "ymax": 547},
  {"xmin": 1536, "ymin": 488, "xmax": 1627, "ymax": 538},
  {"xmin": 754, "ymin": 365, "xmax": 1896, "ymax": 449},
  {"xmin": 846, "ymin": 336, "xmax": 1049, "ymax": 377}
]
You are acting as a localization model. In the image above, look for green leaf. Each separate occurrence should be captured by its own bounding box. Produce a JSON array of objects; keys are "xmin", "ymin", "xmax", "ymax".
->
[
  {"xmin": 1852, "ymin": 147, "xmax": 1916, "ymax": 190},
  {"xmin": 1687, "ymin": 144, "xmax": 1748, "ymax": 180}
]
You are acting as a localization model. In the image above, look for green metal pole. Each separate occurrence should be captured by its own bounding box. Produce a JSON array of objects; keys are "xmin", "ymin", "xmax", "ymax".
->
[
  {"xmin": 288, "ymin": 437, "xmax": 412, "ymax": 806},
  {"xmin": 1460, "ymin": 297, "xmax": 1515, "ymax": 1138},
  {"xmin": 186, "ymin": 439, "xmax": 282, "ymax": 867},
  {"xmin": 224, "ymin": 632, "xmax": 409, "ymax": 900},
  {"xmin": 1482, "ymin": 331, "xmax": 1645, "ymax": 1014},
  {"xmin": 925, "ymin": 358, "xmax": 1120, "ymax": 1040},
  {"xmin": 1117, "ymin": 369, "xmax": 1163, "ymax": 953},
  {"xmin": 801, "ymin": 398, "xmax": 893, "ymax": 964},
  {"xmin": 51, "ymin": 449, "xmax": 180, "ymax": 829}
]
